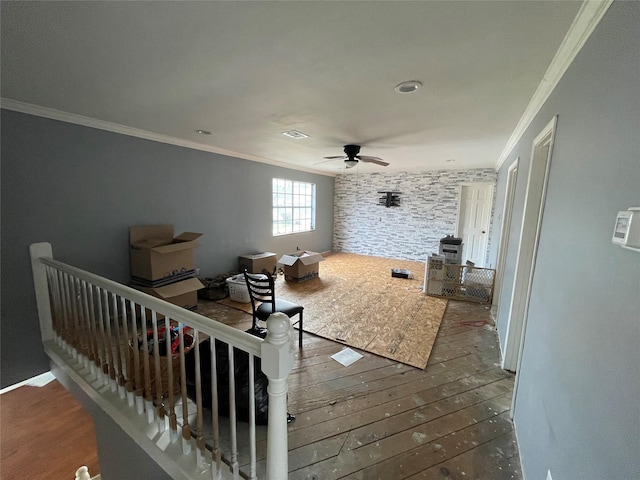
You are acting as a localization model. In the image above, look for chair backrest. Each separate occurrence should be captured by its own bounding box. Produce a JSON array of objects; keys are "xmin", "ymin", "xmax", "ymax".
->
[{"xmin": 243, "ymin": 271, "xmax": 276, "ymax": 313}]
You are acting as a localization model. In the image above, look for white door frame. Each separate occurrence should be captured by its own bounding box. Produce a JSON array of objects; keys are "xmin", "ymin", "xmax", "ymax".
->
[
  {"xmin": 455, "ymin": 182, "xmax": 494, "ymax": 267},
  {"xmin": 502, "ymin": 116, "xmax": 557, "ymax": 389},
  {"xmin": 493, "ymin": 158, "xmax": 519, "ymax": 309}
]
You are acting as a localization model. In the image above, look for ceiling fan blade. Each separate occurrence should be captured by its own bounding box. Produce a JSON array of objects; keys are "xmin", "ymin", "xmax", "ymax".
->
[
  {"xmin": 314, "ymin": 157, "xmax": 344, "ymax": 166},
  {"xmin": 323, "ymin": 155, "xmax": 347, "ymax": 160},
  {"xmin": 358, "ymin": 155, "xmax": 389, "ymax": 166}
]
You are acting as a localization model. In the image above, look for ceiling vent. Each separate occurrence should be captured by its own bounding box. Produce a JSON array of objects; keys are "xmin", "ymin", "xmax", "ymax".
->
[{"xmin": 282, "ymin": 130, "xmax": 309, "ymax": 139}]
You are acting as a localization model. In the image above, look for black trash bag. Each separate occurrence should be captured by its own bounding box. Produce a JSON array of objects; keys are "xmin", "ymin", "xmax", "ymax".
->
[{"xmin": 184, "ymin": 338, "xmax": 270, "ymax": 425}]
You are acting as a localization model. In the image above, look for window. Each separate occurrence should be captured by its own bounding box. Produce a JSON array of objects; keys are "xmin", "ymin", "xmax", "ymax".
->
[{"xmin": 272, "ymin": 178, "xmax": 316, "ymax": 236}]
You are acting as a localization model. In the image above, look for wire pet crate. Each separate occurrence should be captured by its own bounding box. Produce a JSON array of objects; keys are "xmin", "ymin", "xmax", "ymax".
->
[{"xmin": 426, "ymin": 263, "xmax": 496, "ymax": 304}]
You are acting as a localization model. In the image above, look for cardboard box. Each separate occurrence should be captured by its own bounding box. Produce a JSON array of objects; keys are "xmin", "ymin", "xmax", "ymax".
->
[
  {"xmin": 238, "ymin": 252, "xmax": 277, "ymax": 274},
  {"xmin": 135, "ymin": 277, "xmax": 204, "ymax": 311},
  {"xmin": 130, "ymin": 225, "xmax": 202, "ymax": 284},
  {"xmin": 278, "ymin": 251, "xmax": 324, "ymax": 282}
]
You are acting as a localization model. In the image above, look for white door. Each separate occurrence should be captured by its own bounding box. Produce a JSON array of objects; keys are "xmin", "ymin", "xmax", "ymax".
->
[
  {"xmin": 493, "ymin": 159, "xmax": 519, "ymax": 307},
  {"xmin": 502, "ymin": 116, "xmax": 557, "ymax": 387},
  {"xmin": 457, "ymin": 183, "xmax": 494, "ymax": 267}
]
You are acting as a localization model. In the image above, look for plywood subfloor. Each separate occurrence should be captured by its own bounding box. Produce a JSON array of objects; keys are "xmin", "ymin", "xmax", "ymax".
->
[{"xmin": 213, "ymin": 252, "xmax": 448, "ymax": 368}]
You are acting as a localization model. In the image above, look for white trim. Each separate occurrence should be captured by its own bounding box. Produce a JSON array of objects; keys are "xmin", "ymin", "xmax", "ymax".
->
[
  {"xmin": 503, "ymin": 116, "xmax": 557, "ymax": 371},
  {"xmin": 493, "ymin": 158, "xmax": 519, "ymax": 308},
  {"xmin": 0, "ymin": 371, "xmax": 55, "ymax": 395},
  {"xmin": 505, "ymin": 116, "xmax": 558, "ymax": 415},
  {"xmin": 496, "ymin": 0, "xmax": 613, "ymax": 170},
  {"xmin": 0, "ymin": 98, "xmax": 336, "ymax": 178}
]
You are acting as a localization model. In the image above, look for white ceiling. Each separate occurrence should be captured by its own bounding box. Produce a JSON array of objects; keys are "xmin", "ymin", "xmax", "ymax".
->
[{"xmin": 1, "ymin": 1, "xmax": 583, "ymax": 175}]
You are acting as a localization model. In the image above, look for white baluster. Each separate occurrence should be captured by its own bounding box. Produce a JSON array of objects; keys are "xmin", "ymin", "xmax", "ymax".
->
[
  {"xmin": 179, "ymin": 326, "xmax": 192, "ymax": 455},
  {"xmin": 248, "ymin": 352, "xmax": 257, "ymax": 480},
  {"xmin": 130, "ymin": 301, "xmax": 145, "ymax": 415},
  {"xmin": 228, "ymin": 342, "xmax": 238, "ymax": 478},
  {"xmin": 210, "ymin": 338, "xmax": 222, "ymax": 479}
]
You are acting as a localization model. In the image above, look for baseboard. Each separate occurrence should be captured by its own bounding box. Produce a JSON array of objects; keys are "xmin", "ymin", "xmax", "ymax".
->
[{"xmin": 0, "ymin": 371, "xmax": 55, "ymax": 395}]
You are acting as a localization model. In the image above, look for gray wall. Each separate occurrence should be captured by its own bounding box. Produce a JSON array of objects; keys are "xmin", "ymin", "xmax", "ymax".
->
[
  {"xmin": 0, "ymin": 110, "xmax": 334, "ymax": 387},
  {"xmin": 334, "ymin": 169, "xmax": 497, "ymax": 263},
  {"xmin": 490, "ymin": 2, "xmax": 640, "ymax": 479}
]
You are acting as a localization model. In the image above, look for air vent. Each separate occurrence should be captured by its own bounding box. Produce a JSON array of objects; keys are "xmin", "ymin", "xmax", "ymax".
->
[{"xmin": 282, "ymin": 130, "xmax": 309, "ymax": 139}]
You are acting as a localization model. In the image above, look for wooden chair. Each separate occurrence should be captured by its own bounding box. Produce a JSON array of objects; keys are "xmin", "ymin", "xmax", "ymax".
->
[{"xmin": 243, "ymin": 271, "xmax": 304, "ymax": 347}]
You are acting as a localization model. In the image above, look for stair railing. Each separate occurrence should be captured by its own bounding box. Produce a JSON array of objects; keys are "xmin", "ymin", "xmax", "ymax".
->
[{"xmin": 30, "ymin": 242, "xmax": 293, "ymax": 480}]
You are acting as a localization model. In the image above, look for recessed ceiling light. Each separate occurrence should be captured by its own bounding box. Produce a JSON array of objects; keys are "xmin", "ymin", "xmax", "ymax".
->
[
  {"xmin": 394, "ymin": 80, "xmax": 422, "ymax": 94},
  {"xmin": 195, "ymin": 129, "xmax": 211, "ymax": 135},
  {"xmin": 282, "ymin": 130, "xmax": 309, "ymax": 139}
]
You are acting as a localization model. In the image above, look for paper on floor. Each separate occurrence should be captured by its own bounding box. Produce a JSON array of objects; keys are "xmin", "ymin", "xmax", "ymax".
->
[{"xmin": 331, "ymin": 348, "xmax": 363, "ymax": 367}]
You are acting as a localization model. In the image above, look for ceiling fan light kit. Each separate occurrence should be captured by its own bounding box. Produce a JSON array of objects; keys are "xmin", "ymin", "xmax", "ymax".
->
[
  {"xmin": 344, "ymin": 159, "xmax": 359, "ymax": 168},
  {"xmin": 322, "ymin": 144, "xmax": 390, "ymax": 169}
]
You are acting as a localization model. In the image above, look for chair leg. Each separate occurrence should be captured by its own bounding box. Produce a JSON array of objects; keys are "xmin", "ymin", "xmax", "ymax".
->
[{"xmin": 298, "ymin": 311, "xmax": 303, "ymax": 348}]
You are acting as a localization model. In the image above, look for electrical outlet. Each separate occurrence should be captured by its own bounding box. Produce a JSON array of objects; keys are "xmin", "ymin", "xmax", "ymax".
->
[{"xmin": 546, "ymin": 470, "xmax": 553, "ymax": 480}]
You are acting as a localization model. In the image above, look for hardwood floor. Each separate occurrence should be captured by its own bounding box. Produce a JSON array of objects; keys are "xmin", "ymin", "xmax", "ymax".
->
[
  {"xmin": 2, "ymin": 267, "xmax": 522, "ymax": 479},
  {"xmin": 0, "ymin": 379, "xmax": 100, "ymax": 480},
  {"xmin": 282, "ymin": 299, "xmax": 522, "ymax": 480},
  {"xmin": 200, "ymin": 292, "xmax": 522, "ymax": 479}
]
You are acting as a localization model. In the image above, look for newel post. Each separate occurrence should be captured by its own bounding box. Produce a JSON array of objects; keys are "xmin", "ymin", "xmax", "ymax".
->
[
  {"xmin": 30, "ymin": 242, "xmax": 54, "ymax": 343},
  {"xmin": 261, "ymin": 312, "xmax": 294, "ymax": 480}
]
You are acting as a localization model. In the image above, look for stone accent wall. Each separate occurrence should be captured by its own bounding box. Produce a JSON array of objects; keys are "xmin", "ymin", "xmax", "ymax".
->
[{"xmin": 333, "ymin": 169, "xmax": 497, "ymax": 262}]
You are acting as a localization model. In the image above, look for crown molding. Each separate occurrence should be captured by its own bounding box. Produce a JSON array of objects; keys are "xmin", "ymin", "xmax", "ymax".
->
[
  {"xmin": 495, "ymin": 0, "xmax": 614, "ymax": 170},
  {"xmin": 0, "ymin": 98, "xmax": 336, "ymax": 178}
]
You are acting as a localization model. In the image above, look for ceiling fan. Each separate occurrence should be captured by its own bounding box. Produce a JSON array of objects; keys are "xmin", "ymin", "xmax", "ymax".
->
[{"xmin": 322, "ymin": 145, "xmax": 389, "ymax": 169}]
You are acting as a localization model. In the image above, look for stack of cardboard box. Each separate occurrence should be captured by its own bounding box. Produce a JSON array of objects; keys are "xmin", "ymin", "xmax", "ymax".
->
[
  {"xmin": 278, "ymin": 250, "xmax": 324, "ymax": 282},
  {"xmin": 238, "ymin": 252, "xmax": 278, "ymax": 275},
  {"xmin": 129, "ymin": 225, "xmax": 204, "ymax": 311}
]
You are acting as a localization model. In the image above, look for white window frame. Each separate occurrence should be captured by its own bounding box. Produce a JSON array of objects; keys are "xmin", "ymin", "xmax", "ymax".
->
[{"xmin": 272, "ymin": 178, "xmax": 316, "ymax": 236}]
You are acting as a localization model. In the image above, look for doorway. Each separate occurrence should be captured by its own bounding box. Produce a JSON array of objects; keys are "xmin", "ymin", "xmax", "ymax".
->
[
  {"xmin": 456, "ymin": 183, "xmax": 494, "ymax": 267},
  {"xmin": 493, "ymin": 159, "xmax": 519, "ymax": 308},
  {"xmin": 502, "ymin": 116, "xmax": 557, "ymax": 379}
]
